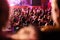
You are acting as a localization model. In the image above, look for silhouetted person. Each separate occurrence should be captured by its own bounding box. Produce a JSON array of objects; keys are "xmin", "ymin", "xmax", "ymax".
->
[
  {"xmin": 0, "ymin": 0, "xmax": 9, "ymax": 30},
  {"xmin": 0, "ymin": 0, "xmax": 11, "ymax": 40}
]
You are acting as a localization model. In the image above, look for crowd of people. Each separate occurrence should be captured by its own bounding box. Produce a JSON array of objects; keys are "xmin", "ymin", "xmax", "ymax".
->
[{"xmin": 10, "ymin": 6, "xmax": 53, "ymax": 29}]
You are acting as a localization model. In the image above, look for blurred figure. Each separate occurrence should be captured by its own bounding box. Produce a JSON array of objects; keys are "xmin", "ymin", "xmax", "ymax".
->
[
  {"xmin": 0, "ymin": 1, "xmax": 40, "ymax": 40},
  {"xmin": 41, "ymin": 0, "xmax": 60, "ymax": 32},
  {"xmin": 51, "ymin": 0, "xmax": 60, "ymax": 27},
  {"xmin": 0, "ymin": 0, "xmax": 9, "ymax": 30},
  {"xmin": 0, "ymin": 0, "xmax": 11, "ymax": 40},
  {"xmin": 8, "ymin": 25, "xmax": 40, "ymax": 40}
]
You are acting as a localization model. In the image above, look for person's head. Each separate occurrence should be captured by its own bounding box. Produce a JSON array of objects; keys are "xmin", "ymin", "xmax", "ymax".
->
[
  {"xmin": 51, "ymin": 0, "xmax": 60, "ymax": 27},
  {"xmin": 0, "ymin": 0, "xmax": 9, "ymax": 29},
  {"xmin": 8, "ymin": 25, "xmax": 41, "ymax": 40}
]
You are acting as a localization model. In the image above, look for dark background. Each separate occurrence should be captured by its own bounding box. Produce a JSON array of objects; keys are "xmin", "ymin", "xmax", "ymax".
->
[{"xmin": 32, "ymin": 0, "xmax": 41, "ymax": 6}]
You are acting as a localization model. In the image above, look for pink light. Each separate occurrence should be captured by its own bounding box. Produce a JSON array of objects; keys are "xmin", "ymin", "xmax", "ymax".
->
[
  {"xmin": 49, "ymin": 0, "xmax": 51, "ymax": 2},
  {"xmin": 8, "ymin": 0, "xmax": 21, "ymax": 6},
  {"xmin": 8, "ymin": 0, "xmax": 32, "ymax": 6}
]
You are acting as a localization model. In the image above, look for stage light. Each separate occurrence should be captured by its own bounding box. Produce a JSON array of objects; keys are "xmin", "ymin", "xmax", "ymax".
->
[
  {"xmin": 8, "ymin": 0, "xmax": 21, "ymax": 6},
  {"xmin": 8, "ymin": 0, "xmax": 32, "ymax": 6}
]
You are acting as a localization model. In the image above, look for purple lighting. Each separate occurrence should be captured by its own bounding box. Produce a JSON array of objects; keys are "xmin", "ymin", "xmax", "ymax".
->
[
  {"xmin": 8, "ymin": 0, "xmax": 21, "ymax": 6},
  {"xmin": 8, "ymin": 0, "xmax": 32, "ymax": 6}
]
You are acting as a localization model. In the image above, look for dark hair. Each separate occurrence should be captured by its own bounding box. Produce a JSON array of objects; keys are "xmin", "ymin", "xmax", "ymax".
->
[
  {"xmin": 57, "ymin": 0, "xmax": 60, "ymax": 9},
  {"xmin": 0, "ymin": 0, "xmax": 9, "ymax": 29}
]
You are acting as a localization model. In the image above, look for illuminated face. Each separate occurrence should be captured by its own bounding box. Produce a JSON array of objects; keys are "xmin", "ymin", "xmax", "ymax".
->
[
  {"xmin": 8, "ymin": 25, "xmax": 38, "ymax": 40},
  {"xmin": 51, "ymin": 0, "xmax": 60, "ymax": 26}
]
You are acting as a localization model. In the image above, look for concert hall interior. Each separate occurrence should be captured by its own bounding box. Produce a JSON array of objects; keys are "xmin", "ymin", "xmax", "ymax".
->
[{"xmin": 0, "ymin": 0, "xmax": 60, "ymax": 40}]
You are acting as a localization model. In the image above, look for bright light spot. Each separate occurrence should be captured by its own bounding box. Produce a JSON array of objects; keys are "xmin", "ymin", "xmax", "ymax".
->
[
  {"xmin": 49, "ymin": 0, "xmax": 52, "ymax": 2},
  {"xmin": 8, "ymin": 0, "xmax": 32, "ymax": 6},
  {"xmin": 8, "ymin": 0, "xmax": 21, "ymax": 6}
]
